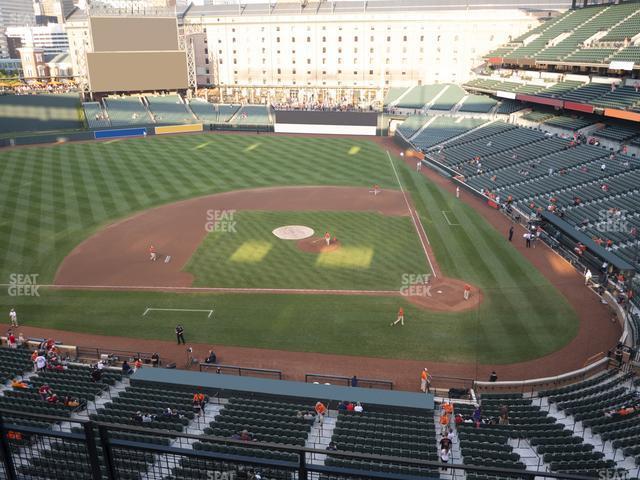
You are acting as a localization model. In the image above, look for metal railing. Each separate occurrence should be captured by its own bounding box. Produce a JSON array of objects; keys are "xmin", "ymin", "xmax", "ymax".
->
[
  {"xmin": 0, "ymin": 409, "xmax": 607, "ymax": 480},
  {"xmin": 304, "ymin": 373, "xmax": 393, "ymax": 390},
  {"xmin": 199, "ymin": 363, "xmax": 283, "ymax": 380}
]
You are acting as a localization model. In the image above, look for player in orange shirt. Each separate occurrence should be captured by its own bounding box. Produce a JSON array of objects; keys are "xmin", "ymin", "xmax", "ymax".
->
[
  {"xmin": 391, "ymin": 307, "xmax": 404, "ymax": 326},
  {"xmin": 149, "ymin": 245, "xmax": 157, "ymax": 261}
]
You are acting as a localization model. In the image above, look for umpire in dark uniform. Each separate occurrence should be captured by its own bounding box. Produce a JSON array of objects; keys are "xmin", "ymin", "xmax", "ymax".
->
[{"xmin": 175, "ymin": 325, "xmax": 185, "ymax": 345}]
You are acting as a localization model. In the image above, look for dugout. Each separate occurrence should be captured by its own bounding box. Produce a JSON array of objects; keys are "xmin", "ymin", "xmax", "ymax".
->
[{"xmin": 132, "ymin": 367, "xmax": 435, "ymax": 412}]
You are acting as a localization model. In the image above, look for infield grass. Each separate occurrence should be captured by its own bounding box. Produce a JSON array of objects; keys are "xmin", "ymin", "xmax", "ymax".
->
[{"xmin": 185, "ymin": 211, "xmax": 429, "ymax": 290}]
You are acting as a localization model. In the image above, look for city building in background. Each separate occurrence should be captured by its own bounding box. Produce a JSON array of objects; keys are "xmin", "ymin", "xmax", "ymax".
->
[
  {"xmin": 34, "ymin": 0, "xmax": 75, "ymax": 24},
  {"xmin": 6, "ymin": 24, "xmax": 69, "ymax": 56},
  {"xmin": 0, "ymin": 0, "xmax": 35, "ymax": 58}
]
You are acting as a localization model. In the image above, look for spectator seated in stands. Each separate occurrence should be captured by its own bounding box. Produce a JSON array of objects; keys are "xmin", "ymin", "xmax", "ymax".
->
[
  {"xmin": 327, "ymin": 441, "xmax": 338, "ymax": 451},
  {"xmin": 63, "ymin": 396, "xmax": 80, "ymax": 408},
  {"xmin": 38, "ymin": 384, "xmax": 53, "ymax": 400},
  {"xmin": 163, "ymin": 407, "xmax": 183, "ymax": 419},
  {"xmin": 303, "ymin": 411, "xmax": 315, "ymax": 421},
  {"xmin": 46, "ymin": 393, "xmax": 59, "ymax": 404},
  {"xmin": 11, "ymin": 378, "xmax": 29, "ymax": 389},
  {"xmin": 151, "ymin": 352, "xmax": 160, "ymax": 368},
  {"xmin": 141, "ymin": 413, "xmax": 155, "ymax": 423},
  {"xmin": 90, "ymin": 366, "xmax": 103, "ymax": 382},
  {"xmin": 354, "ymin": 402, "xmax": 364, "ymax": 413},
  {"xmin": 122, "ymin": 360, "xmax": 133, "ymax": 375},
  {"xmin": 132, "ymin": 411, "xmax": 143, "ymax": 423},
  {"xmin": 605, "ymin": 404, "xmax": 639, "ymax": 419},
  {"xmin": 236, "ymin": 429, "xmax": 256, "ymax": 442},
  {"xmin": 337, "ymin": 401, "xmax": 348, "ymax": 411},
  {"xmin": 204, "ymin": 350, "xmax": 217, "ymax": 364}
]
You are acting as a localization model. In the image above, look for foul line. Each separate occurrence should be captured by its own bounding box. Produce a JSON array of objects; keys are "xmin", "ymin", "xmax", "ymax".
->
[
  {"xmin": 386, "ymin": 151, "xmax": 438, "ymax": 278},
  {"xmin": 442, "ymin": 211, "xmax": 460, "ymax": 226},
  {"xmin": 143, "ymin": 307, "xmax": 213, "ymax": 318},
  {"xmin": 3, "ymin": 284, "xmax": 399, "ymax": 296}
]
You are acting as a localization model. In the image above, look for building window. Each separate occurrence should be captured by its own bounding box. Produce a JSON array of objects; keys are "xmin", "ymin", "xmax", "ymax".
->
[
  {"xmin": 307, "ymin": 58, "xmax": 311, "ymax": 64},
  {"xmin": 205, "ymin": 58, "xmax": 209, "ymax": 64},
  {"xmin": 292, "ymin": 37, "xmax": 295, "ymax": 42},
  {"xmin": 386, "ymin": 36, "xmax": 390, "ymax": 41},
  {"xmin": 354, "ymin": 36, "xmax": 358, "ymax": 42},
  {"xmin": 369, "ymin": 69, "xmax": 373, "ymax": 74},
  {"xmin": 338, "ymin": 36, "xmax": 342, "ymax": 42},
  {"xmin": 307, "ymin": 36, "xmax": 311, "ymax": 42},
  {"xmin": 276, "ymin": 37, "xmax": 280, "ymax": 42},
  {"xmin": 322, "ymin": 47, "xmax": 326, "ymax": 53},
  {"xmin": 277, "ymin": 68, "xmax": 281, "ymax": 74},
  {"xmin": 322, "ymin": 36, "xmax": 326, "ymax": 42},
  {"xmin": 403, "ymin": 35, "xmax": 407, "ymax": 41}
]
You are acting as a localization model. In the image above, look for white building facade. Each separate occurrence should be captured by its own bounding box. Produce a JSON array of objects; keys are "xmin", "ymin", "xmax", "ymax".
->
[{"xmin": 183, "ymin": 0, "xmax": 570, "ymax": 102}]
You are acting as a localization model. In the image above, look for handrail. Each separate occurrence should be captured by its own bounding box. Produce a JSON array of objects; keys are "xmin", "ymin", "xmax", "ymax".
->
[
  {"xmin": 475, "ymin": 357, "xmax": 610, "ymax": 393},
  {"xmin": 199, "ymin": 363, "xmax": 283, "ymax": 380},
  {"xmin": 0, "ymin": 410, "xmax": 603, "ymax": 480},
  {"xmin": 304, "ymin": 373, "xmax": 393, "ymax": 390}
]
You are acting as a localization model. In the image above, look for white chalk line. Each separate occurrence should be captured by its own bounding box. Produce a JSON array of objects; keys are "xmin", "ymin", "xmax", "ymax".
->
[
  {"xmin": 386, "ymin": 151, "xmax": 438, "ymax": 278},
  {"xmin": 0, "ymin": 284, "xmax": 399, "ymax": 296},
  {"xmin": 441, "ymin": 210, "xmax": 460, "ymax": 226},
  {"xmin": 143, "ymin": 307, "xmax": 213, "ymax": 318}
]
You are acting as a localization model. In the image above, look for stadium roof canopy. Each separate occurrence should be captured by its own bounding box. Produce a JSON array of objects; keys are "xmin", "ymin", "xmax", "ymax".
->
[{"xmin": 185, "ymin": 0, "xmax": 572, "ymax": 18}]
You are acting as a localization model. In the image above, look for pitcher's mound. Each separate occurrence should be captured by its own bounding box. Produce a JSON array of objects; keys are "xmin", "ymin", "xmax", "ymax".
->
[
  {"xmin": 404, "ymin": 278, "xmax": 481, "ymax": 312},
  {"xmin": 297, "ymin": 237, "xmax": 341, "ymax": 254},
  {"xmin": 272, "ymin": 225, "xmax": 314, "ymax": 240}
]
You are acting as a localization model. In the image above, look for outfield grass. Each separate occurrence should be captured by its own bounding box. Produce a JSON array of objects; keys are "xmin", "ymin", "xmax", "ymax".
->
[
  {"xmin": 0, "ymin": 134, "xmax": 394, "ymax": 283},
  {"xmin": 0, "ymin": 135, "xmax": 580, "ymax": 364},
  {"xmin": 185, "ymin": 211, "xmax": 429, "ymax": 290}
]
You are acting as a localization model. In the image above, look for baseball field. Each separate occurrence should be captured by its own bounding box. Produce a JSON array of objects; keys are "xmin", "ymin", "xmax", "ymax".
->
[{"xmin": 0, "ymin": 133, "xmax": 585, "ymax": 365}]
